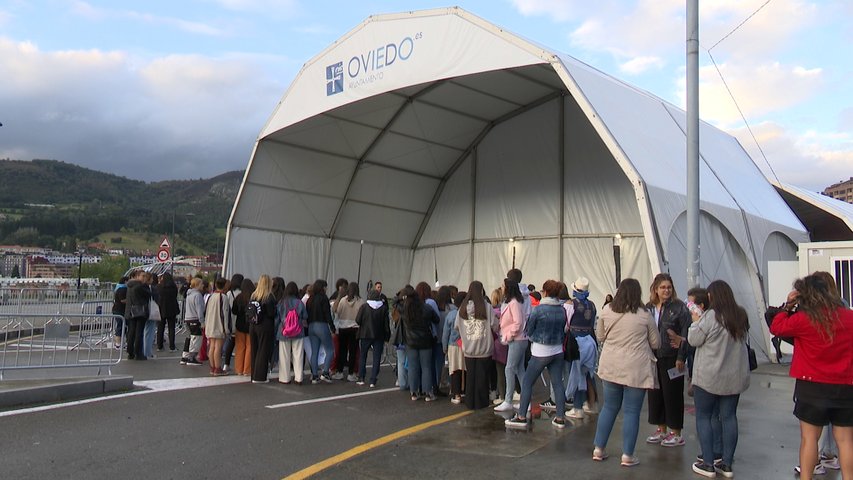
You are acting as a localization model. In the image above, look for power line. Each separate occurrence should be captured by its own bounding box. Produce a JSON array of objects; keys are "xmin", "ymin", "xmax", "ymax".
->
[
  {"xmin": 708, "ymin": 0, "xmax": 774, "ymax": 52},
  {"xmin": 702, "ymin": 0, "xmax": 781, "ymax": 183}
]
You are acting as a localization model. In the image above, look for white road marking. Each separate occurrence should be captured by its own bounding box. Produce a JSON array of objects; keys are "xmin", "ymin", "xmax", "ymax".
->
[
  {"xmin": 265, "ymin": 387, "xmax": 397, "ymax": 409},
  {"xmin": 0, "ymin": 376, "xmax": 248, "ymax": 418}
]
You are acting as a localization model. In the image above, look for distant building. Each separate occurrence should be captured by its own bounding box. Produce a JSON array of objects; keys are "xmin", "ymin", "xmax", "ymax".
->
[
  {"xmin": 25, "ymin": 256, "xmax": 73, "ymax": 279},
  {"xmin": 824, "ymin": 177, "xmax": 853, "ymax": 204},
  {"xmin": 2, "ymin": 252, "xmax": 26, "ymax": 277}
]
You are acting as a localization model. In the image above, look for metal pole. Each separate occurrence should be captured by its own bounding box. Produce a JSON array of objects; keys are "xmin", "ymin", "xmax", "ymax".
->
[
  {"xmin": 686, "ymin": 0, "xmax": 701, "ymax": 288},
  {"xmin": 357, "ymin": 240, "xmax": 364, "ymax": 286},
  {"xmin": 77, "ymin": 249, "xmax": 83, "ymax": 290},
  {"xmin": 170, "ymin": 212, "xmax": 175, "ymax": 274}
]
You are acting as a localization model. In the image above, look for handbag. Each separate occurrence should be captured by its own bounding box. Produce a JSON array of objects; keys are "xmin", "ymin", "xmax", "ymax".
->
[
  {"xmin": 148, "ymin": 298, "xmax": 161, "ymax": 321},
  {"xmin": 747, "ymin": 339, "xmax": 758, "ymax": 371},
  {"xmin": 562, "ymin": 309, "xmax": 580, "ymax": 361},
  {"xmin": 128, "ymin": 302, "xmax": 149, "ymax": 320}
]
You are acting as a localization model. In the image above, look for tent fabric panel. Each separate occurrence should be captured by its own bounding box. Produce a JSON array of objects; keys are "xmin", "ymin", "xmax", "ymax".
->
[
  {"xmin": 563, "ymin": 95, "xmax": 644, "ymax": 235},
  {"xmin": 475, "ymin": 99, "xmax": 561, "ymax": 239},
  {"xmin": 450, "ymin": 67, "xmax": 558, "ymax": 107},
  {"xmin": 225, "ymin": 227, "xmax": 284, "ymax": 281},
  {"xmin": 761, "ymin": 231, "xmax": 799, "ymax": 297},
  {"xmin": 324, "ymin": 92, "xmax": 407, "ymax": 129},
  {"xmin": 418, "ymin": 156, "xmax": 473, "ymax": 246},
  {"xmin": 619, "ymin": 236, "xmax": 654, "ymax": 294},
  {"xmin": 327, "ymin": 240, "xmax": 413, "ymax": 292},
  {"xmin": 233, "ymin": 186, "xmax": 340, "ymax": 237},
  {"xmin": 365, "ymin": 131, "xmax": 465, "ymax": 177},
  {"xmin": 262, "ymin": 11, "xmax": 545, "ymax": 137},
  {"xmin": 417, "ymin": 80, "xmax": 524, "ymax": 122},
  {"xmin": 666, "ymin": 211, "xmax": 771, "ymax": 361},
  {"xmin": 390, "ymin": 100, "xmax": 489, "ymax": 150},
  {"xmin": 267, "ymin": 114, "xmax": 379, "ymax": 159},
  {"xmin": 561, "ymin": 237, "xmax": 620, "ymax": 308},
  {"xmin": 333, "ymin": 201, "xmax": 425, "ymax": 246},
  {"xmin": 411, "ymin": 243, "xmax": 471, "ymax": 288},
  {"xmin": 473, "ymin": 239, "xmax": 560, "ymax": 295},
  {"xmin": 664, "ymin": 106, "xmax": 805, "ymax": 232},
  {"xmin": 348, "ymin": 163, "xmax": 439, "ymax": 213},
  {"xmin": 280, "ymin": 233, "xmax": 329, "ymax": 285},
  {"xmin": 246, "ymin": 141, "xmax": 355, "ymax": 198}
]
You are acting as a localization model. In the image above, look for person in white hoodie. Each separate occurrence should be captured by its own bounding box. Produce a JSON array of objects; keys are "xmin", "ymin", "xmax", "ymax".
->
[
  {"xmin": 355, "ymin": 289, "xmax": 391, "ymax": 387},
  {"xmin": 333, "ymin": 282, "xmax": 365, "ymax": 382}
]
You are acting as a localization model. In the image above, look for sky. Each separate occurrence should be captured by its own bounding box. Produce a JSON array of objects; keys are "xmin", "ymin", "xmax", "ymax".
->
[{"xmin": 0, "ymin": 0, "xmax": 850, "ymax": 192}]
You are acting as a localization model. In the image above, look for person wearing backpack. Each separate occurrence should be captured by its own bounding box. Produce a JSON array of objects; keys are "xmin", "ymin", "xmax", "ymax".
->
[
  {"xmin": 276, "ymin": 281, "xmax": 308, "ymax": 384},
  {"xmin": 355, "ymin": 289, "xmax": 390, "ymax": 387},
  {"xmin": 249, "ymin": 274, "xmax": 277, "ymax": 383}
]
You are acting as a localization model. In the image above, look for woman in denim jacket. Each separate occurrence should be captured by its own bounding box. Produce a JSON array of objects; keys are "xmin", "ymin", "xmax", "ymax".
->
[{"xmin": 505, "ymin": 280, "xmax": 569, "ymax": 429}]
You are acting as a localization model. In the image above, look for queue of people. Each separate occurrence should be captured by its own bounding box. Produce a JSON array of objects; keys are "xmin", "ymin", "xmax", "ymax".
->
[{"xmin": 114, "ymin": 266, "xmax": 852, "ymax": 479}]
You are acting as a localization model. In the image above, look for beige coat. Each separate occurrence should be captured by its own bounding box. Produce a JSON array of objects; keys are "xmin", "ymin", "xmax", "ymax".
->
[
  {"xmin": 595, "ymin": 305, "xmax": 660, "ymax": 389},
  {"xmin": 204, "ymin": 292, "xmax": 231, "ymax": 339}
]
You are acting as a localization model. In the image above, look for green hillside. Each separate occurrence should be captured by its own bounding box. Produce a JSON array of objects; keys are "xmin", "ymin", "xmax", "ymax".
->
[{"xmin": 0, "ymin": 159, "xmax": 242, "ymax": 254}]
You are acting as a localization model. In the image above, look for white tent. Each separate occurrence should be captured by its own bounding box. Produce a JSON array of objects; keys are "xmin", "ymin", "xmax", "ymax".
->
[
  {"xmin": 224, "ymin": 7, "xmax": 808, "ymax": 360},
  {"xmin": 773, "ymin": 181, "xmax": 853, "ymax": 241}
]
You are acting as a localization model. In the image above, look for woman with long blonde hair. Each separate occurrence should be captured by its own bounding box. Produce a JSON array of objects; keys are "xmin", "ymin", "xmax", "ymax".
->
[{"xmin": 249, "ymin": 274, "xmax": 277, "ymax": 383}]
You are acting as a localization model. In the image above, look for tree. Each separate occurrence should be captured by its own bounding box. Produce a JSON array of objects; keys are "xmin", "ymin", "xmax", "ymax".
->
[
  {"xmin": 11, "ymin": 265, "xmax": 20, "ymax": 278},
  {"xmin": 82, "ymin": 256, "xmax": 130, "ymax": 283}
]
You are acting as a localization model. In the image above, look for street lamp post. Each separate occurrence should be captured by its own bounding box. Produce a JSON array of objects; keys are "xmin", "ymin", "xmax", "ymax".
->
[
  {"xmin": 613, "ymin": 234, "xmax": 622, "ymax": 289},
  {"xmin": 76, "ymin": 247, "xmax": 84, "ymax": 291}
]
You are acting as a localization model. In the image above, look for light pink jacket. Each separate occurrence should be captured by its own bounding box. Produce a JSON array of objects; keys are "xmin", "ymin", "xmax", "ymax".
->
[{"xmin": 499, "ymin": 298, "xmax": 526, "ymax": 343}]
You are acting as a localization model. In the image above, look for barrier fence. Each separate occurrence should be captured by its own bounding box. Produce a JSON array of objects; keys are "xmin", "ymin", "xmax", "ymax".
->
[
  {"xmin": 0, "ymin": 313, "xmax": 124, "ymax": 380},
  {"xmin": 0, "ymin": 288, "xmax": 115, "ymax": 315}
]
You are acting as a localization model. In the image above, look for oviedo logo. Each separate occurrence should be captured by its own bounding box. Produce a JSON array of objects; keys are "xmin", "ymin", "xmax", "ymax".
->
[{"xmin": 325, "ymin": 34, "xmax": 420, "ymax": 96}]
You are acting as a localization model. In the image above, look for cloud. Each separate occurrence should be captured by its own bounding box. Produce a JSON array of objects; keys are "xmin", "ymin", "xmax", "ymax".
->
[
  {"xmin": 620, "ymin": 56, "xmax": 665, "ymax": 75},
  {"xmin": 206, "ymin": 0, "xmax": 300, "ymax": 16},
  {"xmin": 69, "ymin": 2, "xmax": 227, "ymax": 36},
  {"xmin": 673, "ymin": 60, "xmax": 824, "ymax": 126},
  {"xmin": 508, "ymin": 0, "xmax": 592, "ymax": 22},
  {"xmin": 0, "ymin": 37, "xmax": 283, "ymax": 181},
  {"xmin": 731, "ymin": 122, "xmax": 852, "ymax": 191}
]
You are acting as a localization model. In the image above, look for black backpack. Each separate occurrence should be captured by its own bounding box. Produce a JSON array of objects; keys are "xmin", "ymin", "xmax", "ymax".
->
[{"xmin": 246, "ymin": 300, "xmax": 262, "ymax": 325}]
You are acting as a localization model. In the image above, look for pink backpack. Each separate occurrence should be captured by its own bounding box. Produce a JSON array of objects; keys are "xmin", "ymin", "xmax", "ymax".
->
[{"xmin": 282, "ymin": 304, "xmax": 301, "ymax": 338}]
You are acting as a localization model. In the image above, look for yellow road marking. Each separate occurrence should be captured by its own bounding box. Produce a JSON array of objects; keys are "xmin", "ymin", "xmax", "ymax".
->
[{"xmin": 282, "ymin": 410, "xmax": 473, "ymax": 479}]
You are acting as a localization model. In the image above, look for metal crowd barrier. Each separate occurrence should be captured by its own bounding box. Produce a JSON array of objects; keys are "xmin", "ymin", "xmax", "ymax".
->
[
  {"xmin": 0, "ymin": 313, "xmax": 124, "ymax": 380},
  {"xmin": 0, "ymin": 288, "xmax": 115, "ymax": 316}
]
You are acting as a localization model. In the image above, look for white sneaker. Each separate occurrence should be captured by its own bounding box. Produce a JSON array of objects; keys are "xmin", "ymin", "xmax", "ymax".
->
[
  {"xmin": 661, "ymin": 433, "xmax": 685, "ymax": 447},
  {"xmin": 583, "ymin": 401, "xmax": 597, "ymax": 414},
  {"xmin": 646, "ymin": 428, "xmax": 666, "ymax": 444},
  {"xmin": 331, "ymin": 372, "xmax": 344, "ymax": 380},
  {"xmin": 346, "ymin": 374, "xmax": 358, "ymax": 382},
  {"xmin": 494, "ymin": 401, "xmax": 514, "ymax": 412},
  {"xmin": 567, "ymin": 408, "xmax": 586, "ymax": 419},
  {"xmin": 821, "ymin": 454, "xmax": 840, "ymax": 470}
]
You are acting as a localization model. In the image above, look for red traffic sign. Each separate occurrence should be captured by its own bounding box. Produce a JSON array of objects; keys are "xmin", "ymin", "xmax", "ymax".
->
[
  {"xmin": 157, "ymin": 248, "xmax": 171, "ymax": 262},
  {"xmin": 160, "ymin": 236, "xmax": 171, "ymax": 249}
]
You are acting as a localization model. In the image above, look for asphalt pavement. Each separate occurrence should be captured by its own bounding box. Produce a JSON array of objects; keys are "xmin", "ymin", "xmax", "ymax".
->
[{"xmin": 0, "ymin": 348, "xmax": 833, "ymax": 480}]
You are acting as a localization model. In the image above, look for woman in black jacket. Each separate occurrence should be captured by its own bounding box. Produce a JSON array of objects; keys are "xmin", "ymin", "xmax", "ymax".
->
[
  {"xmin": 124, "ymin": 271, "xmax": 151, "ymax": 360},
  {"xmin": 645, "ymin": 273, "xmax": 691, "ymax": 447},
  {"xmin": 306, "ymin": 279, "xmax": 335, "ymax": 384},
  {"xmin": 400, "ymin": 284, "xmax": 440, "ymax": 401},
  {"xmin": 156, "ymin": 272, "xmax": 180, "ymax": 351},
  {"xmin": 355, "ymin": 289, "xmax": 391, "ymax": 387}
]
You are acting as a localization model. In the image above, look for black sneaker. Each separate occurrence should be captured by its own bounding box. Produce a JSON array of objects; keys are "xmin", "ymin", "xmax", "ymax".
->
[
  {"xmin": 539, "ymin": 399, "xmax": 557, "ymax": 411},
  {"xmin": 692, "ymin": 462, "xmax": 716, "ymax": 478},
  {"xmin": 715, "ymin": 464, "xmax": 734, "ymax": 478},
  {"xmin": 179, "ymin": 358, "xmax": 188, "ymax": 365},
  {"xmin": 185, "ymin": 358, "xmax": 203, "ymax": 366},
  {"xmin": 505, "ymin": 415, "xmax": 529, "ymax": 429}
]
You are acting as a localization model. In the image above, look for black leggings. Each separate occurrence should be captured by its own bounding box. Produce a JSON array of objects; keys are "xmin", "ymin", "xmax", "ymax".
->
[{"xmin": 648, "ymin": 355, "xmax": 685, "ymax": 429}]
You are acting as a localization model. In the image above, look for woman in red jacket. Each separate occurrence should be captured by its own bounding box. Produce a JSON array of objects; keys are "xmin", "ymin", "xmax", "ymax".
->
[{"xmin": 770, "ymin": 274, "xmax": 853, "ymax": 480}]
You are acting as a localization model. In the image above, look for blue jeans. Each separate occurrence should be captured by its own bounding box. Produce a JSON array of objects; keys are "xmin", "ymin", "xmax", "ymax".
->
[
  {"xmin": 519, "ymin": 353, "xmax": 566, "ymax": 418},
  {"xmin": 433, "ymin": 343, "xmax": 445, "ymax": 390},
  {"xmin": 307, "ymin": 322, "xmax": 334, "ymax": 377},
  {"xmin": 358, "ymin": 338, "xmax": 384, "ymax": 384},
  {"xmin": 396, "ymin": 346, "xmax": 409, "ymax": 390},
  {"xmin": 143, "ymin": 319, "xmax": 157, "ymax": 358},
  {"xmin": 505, "ymin": 339, "xmax": 528, "ymax": 402},
  {"xmin": 694, "ymin": 386, "xmax": 740, "ymax": 466},
  {"xmin": 549, "ymin": 360, "xmax": 569, "ymax": 402},
  {"xmin": 406, "ymin": 347, "xmax": 434, "ymax": 395},
  {"xmin": 593, "ymin": 380, "xmax": 647, "ymax": 456}
]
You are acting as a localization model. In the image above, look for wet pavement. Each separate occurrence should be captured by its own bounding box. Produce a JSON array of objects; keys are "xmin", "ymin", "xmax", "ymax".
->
[{"xmin": 0, "ymin": 349, "xmax": 838, "ymax": 479}]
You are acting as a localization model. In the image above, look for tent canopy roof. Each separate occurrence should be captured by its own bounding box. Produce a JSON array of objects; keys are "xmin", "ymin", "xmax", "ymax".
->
[{"xmin": 229, "ymin": 6, "xmax": 806, "ymax": 253}]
